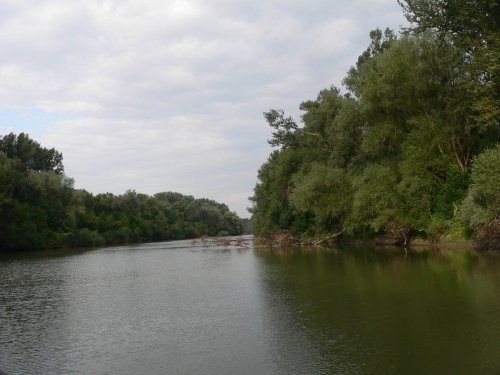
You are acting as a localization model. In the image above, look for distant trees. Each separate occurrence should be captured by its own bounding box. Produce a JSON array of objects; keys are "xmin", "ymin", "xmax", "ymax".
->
[
  {"xmin": 0, "ymin": 133, "xmax": 243, "ymax": 252},
  {"xmin": 0, "ymin": 132, "xmax": 64, "ymax": 174},
  {"xmin": 250, "ymin": 0, "xmax": 499, "ymax": 247}
]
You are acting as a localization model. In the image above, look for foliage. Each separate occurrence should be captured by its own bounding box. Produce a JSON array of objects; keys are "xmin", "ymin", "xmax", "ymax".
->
[
  {"xmin": 399, "ymin": 0, "xmax": 500, "ymax": 138},
  {"xmin": 0, "ymin": 134, "xmax": 243, "ymax": 252},
  {"xmin": 462, "ymin": 144, "xmax": 500, "ymax": 248},
  {"xmin": 289, "ymin": 163, "xmax": 352, "ymax": 233},
  {"xmin": 0, "ymin": 132, "xmax": 64, "ymax": 174},
  {"xmin": 265, "ymin": 109, "xmax": 300, "ymax": 150},
  {"xmin": 250, "ymin": 2, "xmax": 499, "ymax": 247}
]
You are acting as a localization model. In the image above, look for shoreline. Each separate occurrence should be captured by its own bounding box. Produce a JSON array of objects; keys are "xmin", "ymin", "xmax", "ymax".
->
[
  {"xmin": 255, "ymin": 232, "xmax": 487, "ymax": 250},
  {"xmin": 341, "ymin": 238, "xmax": 476, "ymax": 250}
]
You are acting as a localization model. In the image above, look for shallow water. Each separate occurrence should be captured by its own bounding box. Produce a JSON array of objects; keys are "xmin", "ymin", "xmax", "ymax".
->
[{"xmin": 1, "ymin": 239, "xmax": 499, "ymax": 374}]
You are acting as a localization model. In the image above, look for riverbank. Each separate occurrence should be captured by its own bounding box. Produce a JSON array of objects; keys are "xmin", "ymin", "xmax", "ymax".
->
[
  {"xmin": 342, "ymin": 237, "xmax": 476, "ymax": 250},
  {"xmin": 255, "ymin": 232, "xmax": 486, "ymax": 250},
  {"xmin": 407, "ymin": 238, "xmax": 475, "ymax": 250}
]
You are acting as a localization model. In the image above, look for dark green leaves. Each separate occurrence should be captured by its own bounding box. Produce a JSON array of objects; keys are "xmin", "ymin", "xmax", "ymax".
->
[
  {"xmin": 251, "ymin": 7, "xmax": 499, "ymax": 246},
  {"xmin": 0, "ymin": 132, "xmax": 64, "ymax": 174},
  {"xmin": 265, "ymin": 109, "xmax": 299, "ymax": 149}
]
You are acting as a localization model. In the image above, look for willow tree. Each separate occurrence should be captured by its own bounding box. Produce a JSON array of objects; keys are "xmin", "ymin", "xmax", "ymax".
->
[
  {"xmin": 462, "ymin": 144, "xmax": 500, "ymax": 248},
  {"xmin": 399, "ymin": 0, "xmax": 500, "ymax": 146}
]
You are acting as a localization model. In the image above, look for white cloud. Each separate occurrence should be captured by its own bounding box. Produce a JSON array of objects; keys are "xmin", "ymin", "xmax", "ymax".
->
[{"xmin": 0, "ymin": 0, "xmax": 408, "ymax": 217}]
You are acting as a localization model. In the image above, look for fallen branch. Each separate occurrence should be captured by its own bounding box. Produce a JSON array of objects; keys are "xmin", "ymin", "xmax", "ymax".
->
[
  {"xmin": 312, "ymin": 230, "xmax": 344, "ymax": 246},
  {"xmin": 256, "ymin": 230, "xmax": 344, "ymax": 247}
]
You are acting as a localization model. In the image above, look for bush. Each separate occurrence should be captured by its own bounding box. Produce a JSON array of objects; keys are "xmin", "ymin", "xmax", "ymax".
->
[
  {"xmin": 462, "ymin": 144, "xmax": 500, "ymax": 248},
  {"xmin": 69, "ymin": 228, "xmax": 105, "ymax": 248}
]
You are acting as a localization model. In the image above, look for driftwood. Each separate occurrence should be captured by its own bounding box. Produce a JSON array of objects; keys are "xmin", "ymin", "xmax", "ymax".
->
[
  {"xmin": 256, "ymin": 230, "xmax": 343, "ymax": 248},
  {"xmin": 311, "ymin": 230, "xmax": 344, "ymax": 246},
  {"xmin": 191, "ymin": 236, "xmax": 250, "ymax": 248},
  {"xmin": 255, "ymin": 232, "xmax": 301, "ymax": 247}
]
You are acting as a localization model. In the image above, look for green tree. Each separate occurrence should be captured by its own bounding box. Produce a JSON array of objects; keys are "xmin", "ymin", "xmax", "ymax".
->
[
  {"xmin": 289, "ymin": 163, "xmax": 352, "ymax": 234},
  {"xmin": 0, "ymin": 136, "xmax": 74, "ymax": 250},
  {"xmin": 250, "ymin": 6, "xmax": 499, "ymax": 246},
  {"xmin": 462, "ymin": 144, "xmax": 500, "ymax": 248},
  {"xmin": 265, "ymin": 109, "xmax": 300, "ymax": 150},
  {"xmin": 399, "ymin": 0, "xmax": 500, "ymax": 137},
  {"xmin": 0, "ymin": 132, "xmax": 64, "ymax": 174},
  {"xmin": 249, "ymin": 148, "xmax": 307, "ymax": 235},
  {"xmin": 343, "ymin": 28, "xmax": 397, "ymax": 97}
]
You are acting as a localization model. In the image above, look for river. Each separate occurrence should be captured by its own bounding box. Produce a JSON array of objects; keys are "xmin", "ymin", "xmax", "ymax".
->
[{"xmin": 1, "ymin": 237, "xmax": 499, "ymax": 374}]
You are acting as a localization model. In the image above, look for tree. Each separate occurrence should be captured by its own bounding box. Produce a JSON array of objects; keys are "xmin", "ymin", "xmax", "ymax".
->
[
  {"xmin": 289, "ymin": 163, "xmax": 352, "ymax": 234},
  {"xmin": 0, "ymin": 132, "xmax": 64, "ymax": 174},
  {"xmin": 398, "ymin": 0, "xmax": 499, "ymax": 43},
  {"xmin": 462, "ymin": 144, "xmax": 500, "ymax": 248},
  {"xmin": 1, "ymin": 133, "xmax": 243, "ymax": 251},
  {"xmin": 250, "ymin": 7, "xmax": 499, "ymax": 246},
  {"xmin": 399, "ymin": 0, "xmax": 500, "ymax": 138},
  {"xmin": 348, "ymin": 164, "xmax": 411, "ymax": 242},
  {"xmin": 249, "ymin": 149, "xmax": 304, "ymax": 234},
  {"xmin": 299, "ymin": 86, "xmax": 345, "ymax": 157},
  {"xmin": 265, "ymin": 109, "xmax": 300, "ymax": 150},
  {"xmin": 343, "ymin": 28, "xmax": 397, "ymax": 97}
]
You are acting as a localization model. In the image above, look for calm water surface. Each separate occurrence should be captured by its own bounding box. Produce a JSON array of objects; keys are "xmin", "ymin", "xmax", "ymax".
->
[{"xmin": 1, "ymin": 238, "xmax": 499, "ymax": 374}]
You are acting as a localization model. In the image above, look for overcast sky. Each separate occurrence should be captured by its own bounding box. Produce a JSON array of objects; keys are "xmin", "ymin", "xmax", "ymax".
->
[{"xmin": 0, "ymin": 0, "xmax": 408, "ymax": 217}]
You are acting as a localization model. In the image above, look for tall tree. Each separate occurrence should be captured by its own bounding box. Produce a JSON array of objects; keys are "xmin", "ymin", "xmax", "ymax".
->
[
  {"xmin": 0, "ymin": 132, "xmax": 64, "ymax": 174},
  {"xmin": 398, "ymin": 0, "xmax": 500, "ymax": 137}
]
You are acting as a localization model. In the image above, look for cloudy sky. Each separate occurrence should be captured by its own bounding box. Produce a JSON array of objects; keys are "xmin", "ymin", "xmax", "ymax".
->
[{"xmin": 0, "ymin": 0, "xmax": 408, "ymax": 217}]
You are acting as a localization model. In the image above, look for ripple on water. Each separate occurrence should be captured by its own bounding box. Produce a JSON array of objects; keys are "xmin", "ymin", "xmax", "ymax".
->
[{"xmin": 1, "ymin": 243, "xmax": 500, "ymax": 374}]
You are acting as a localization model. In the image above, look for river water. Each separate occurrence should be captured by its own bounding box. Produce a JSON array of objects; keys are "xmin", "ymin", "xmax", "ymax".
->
[{"xmin": 1, "ymin": 238, "xmax": 499, "ymax": 374}]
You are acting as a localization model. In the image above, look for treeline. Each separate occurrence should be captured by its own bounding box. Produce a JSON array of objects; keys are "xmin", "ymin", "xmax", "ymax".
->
[
  {"xmin": 0, "ymin": 133, "xmax": 242, "ymax": 251},
  {"xmin": 250, "ymin": 0, "xmax": 499, "ymax": 248}
]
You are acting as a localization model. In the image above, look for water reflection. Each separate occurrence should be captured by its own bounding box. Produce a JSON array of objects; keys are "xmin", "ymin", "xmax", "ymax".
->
[
  {"xmin": 0, "ymin": 241, "xmax": 499, "ymax": 374},
  {"xmin": 255, "ymin": 245, "xmax": 500, "ymax": 375},
  {"xmin": 1, "ymin": 239, "xmax": 267, "ymax": 375}
]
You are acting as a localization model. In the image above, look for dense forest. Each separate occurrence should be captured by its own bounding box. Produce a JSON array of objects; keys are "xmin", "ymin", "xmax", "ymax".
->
[
  {"xmin": 250, "ymin": 0, "xmax": 499, "ymax": 248},
  {"xmin": 0, "ymin": 133, "xmax": 242, "ymax": 251}
]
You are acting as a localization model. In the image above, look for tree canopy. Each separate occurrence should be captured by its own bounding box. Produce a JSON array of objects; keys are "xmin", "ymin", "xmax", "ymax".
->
[
  {"xmin": 250, "ymin": 1, "xmax": 499, "ymax": 248},
  {"xmin": 0, "ymin": 133, "xmax": 243, "ymax": 252}
]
